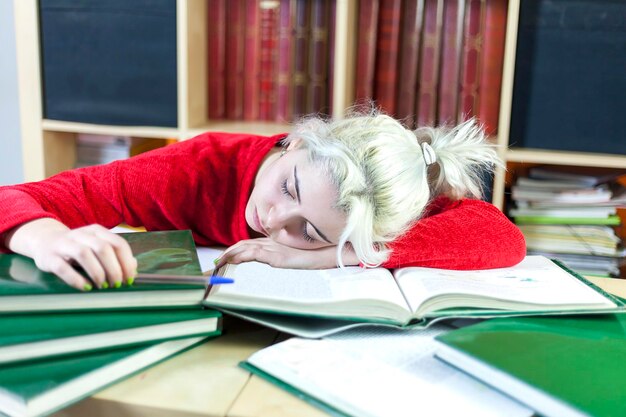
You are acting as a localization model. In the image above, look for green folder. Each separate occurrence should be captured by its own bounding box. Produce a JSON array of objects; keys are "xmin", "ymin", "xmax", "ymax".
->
[
  {"xmin": 0, "ymin": 230, "xmax": 206, "ymax": 313},
  {"xmin": 0, "ymin": 308, "xmax": 221, "ymax": 365},
  {"xmin": 0, "ymin": 336, "xmax": 213, "ymax": 417},
  {"xmin": 435, "ymin": 314, "xmax": 626, "ymax": 417}
]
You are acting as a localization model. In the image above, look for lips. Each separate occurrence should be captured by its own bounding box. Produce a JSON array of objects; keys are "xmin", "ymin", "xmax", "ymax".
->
[{"xmin": 253, "ymin": 207, "xmax": 268, "ymax": 236}]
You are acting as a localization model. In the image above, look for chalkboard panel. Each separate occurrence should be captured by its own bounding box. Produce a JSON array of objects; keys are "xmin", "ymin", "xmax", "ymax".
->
[
  {"xmin": 510, "ymin": 0, "xmax": 626, "ymax": 155},
  {"xmin": 40, "ymin": 0, "xmax": 177, "ymax": 127}
]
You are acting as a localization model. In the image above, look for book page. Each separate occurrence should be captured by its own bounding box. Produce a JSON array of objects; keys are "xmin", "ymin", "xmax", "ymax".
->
[
  {"xmin": 207, "ymin": 262, "xmax": 409, "ymax": 318},
  {"xmin": 246, "ymin": 326, "xmax": 533, "ymax": 417},
  {"xmin": 395, "ymin": 256, "xmax": 615, "ymax": 315}
]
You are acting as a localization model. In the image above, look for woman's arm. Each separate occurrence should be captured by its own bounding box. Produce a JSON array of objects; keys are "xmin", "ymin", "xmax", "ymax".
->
[{"xmin": 383, "ymin": 198, "xmax": 526, "ymax": 270}]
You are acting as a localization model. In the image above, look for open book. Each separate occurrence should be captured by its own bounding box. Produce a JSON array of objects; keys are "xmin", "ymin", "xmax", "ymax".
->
[{"xmin": 203, "ymin": 256, "xmax": 624, "ymax": 337}]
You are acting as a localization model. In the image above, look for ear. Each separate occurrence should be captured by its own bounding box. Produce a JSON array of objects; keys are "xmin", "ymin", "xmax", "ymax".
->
[{"xmin": 286, "ymin": 138, "xmax": 303, "ymax": 151}]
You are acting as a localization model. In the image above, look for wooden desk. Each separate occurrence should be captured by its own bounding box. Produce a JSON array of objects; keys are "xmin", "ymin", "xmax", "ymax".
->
[{"xmin": 56, "ymin": 277, "xmax": 626, "ymax": 417}]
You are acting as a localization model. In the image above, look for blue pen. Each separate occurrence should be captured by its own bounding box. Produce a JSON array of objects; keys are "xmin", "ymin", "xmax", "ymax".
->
[
  {"xmin": 208, "ymin": 276, "xmax": 235, "ymax": 285},
  {"xmin": 135, "ymin": 273, "xmax": 234, "ymax": 286}
]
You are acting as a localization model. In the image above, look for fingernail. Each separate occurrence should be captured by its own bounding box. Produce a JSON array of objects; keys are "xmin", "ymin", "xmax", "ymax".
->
[
  {"xmin": 114, "ymin": 281, "xmax": 122, "ymax": 289},
  {"xmin": 83, "ymin": 283, "xmax": 93, "ymax": 291},
  {"xmin": 213, "ymin": 258, "xmax": 220, "ymax": 265},
  {"xmin": 102, "ymin": 282, "xmax": 109, "ymax": 289},
  {"xmin": 127, "ymin": 276, "xmax": 135, "ymax": 286}
]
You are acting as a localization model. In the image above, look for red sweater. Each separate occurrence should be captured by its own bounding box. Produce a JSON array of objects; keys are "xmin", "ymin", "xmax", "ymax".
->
[{"xmin": 0, "ymin": 131, "xmax": 525, "ymax": 269}]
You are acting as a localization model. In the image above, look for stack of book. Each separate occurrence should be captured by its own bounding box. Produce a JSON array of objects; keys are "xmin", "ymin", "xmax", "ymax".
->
[
  {"xmin": 0, "ymin": 230, "xmax": 221, "ymax": 416},
  {"xmin": 509, "ymin": 166, "xmax": 626, "ymax": 277},
  {"xmin": 355, "ymin": 0, "xmax": 507, "ymax": 133},
  {"xmin": 207, "ymin": 0, "xmax": 335, "ymax": 122}
]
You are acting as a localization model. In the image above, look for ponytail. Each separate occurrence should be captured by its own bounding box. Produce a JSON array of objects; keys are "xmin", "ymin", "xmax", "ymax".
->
[{"xmin": 415, "ymin": 119, "xmax": 502, "ymax": 200}]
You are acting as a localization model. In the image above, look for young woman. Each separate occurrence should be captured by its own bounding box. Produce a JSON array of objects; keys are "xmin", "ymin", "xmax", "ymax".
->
[{"xmin": 0, "ymin": 110, "xmax": 525, "ymax": 290}]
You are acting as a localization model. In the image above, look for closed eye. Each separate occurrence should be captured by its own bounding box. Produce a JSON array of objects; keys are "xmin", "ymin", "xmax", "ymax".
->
[{"xmin": 281, "ymin": 179, "xmax": 294, "ymax": 199}]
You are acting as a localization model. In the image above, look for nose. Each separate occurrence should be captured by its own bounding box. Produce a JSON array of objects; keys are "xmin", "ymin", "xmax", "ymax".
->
[{"xmin": 265, "ymin": 204, "xmax": 297, "ymax": 236}]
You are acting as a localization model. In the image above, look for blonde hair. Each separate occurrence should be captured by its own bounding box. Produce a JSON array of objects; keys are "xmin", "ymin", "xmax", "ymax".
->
[{"xmin": 282, "ymin": 108, "xmax": 502, "ymax": 267}]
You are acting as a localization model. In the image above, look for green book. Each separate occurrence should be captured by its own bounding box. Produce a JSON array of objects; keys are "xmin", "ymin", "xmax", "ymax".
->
[
  {"xmin": 0, "ymin": 336, "xmax": 212, "ymax": 417},
  {"xmin": 204, "ymin": 256, "xmax": 626, "ymax": 338},
  {"xmin": 0, "ymin": 308, "xmax": 221, "ymax": 365},
  {"xmin": 0, "ymin": 230, "xmax": 206, "ymax": 313},
  {"xmin": 435, "ymin": 315, "xmax": 626, "ymax": 417},
  {"xmin": 513, "ymin": 214, "xmax": 621, "ymax": 226}
]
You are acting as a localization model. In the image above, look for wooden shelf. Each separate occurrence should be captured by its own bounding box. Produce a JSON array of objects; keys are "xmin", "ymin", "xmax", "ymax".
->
[
  {"xmin": 506, "ymin": 148, "xmax": 626, "ymax": 168},
  {"xmin": 42, "ymin": 120, "xmax": 180, "ymax": 140},
  {"xmin": 186, "ymin": 121, "xmax": 290, "ymax": 139}
]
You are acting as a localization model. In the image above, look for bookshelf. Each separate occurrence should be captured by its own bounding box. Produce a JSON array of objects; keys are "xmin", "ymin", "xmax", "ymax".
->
[{"xmin": 13, "ymin": 0, "xmax": 626, "ymax": 209}]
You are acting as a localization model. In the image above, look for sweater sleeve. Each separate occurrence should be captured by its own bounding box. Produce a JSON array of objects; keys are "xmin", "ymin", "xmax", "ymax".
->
[{"xmin": 382, "ymin": 198, "xmax": 526, "ymax": 270}]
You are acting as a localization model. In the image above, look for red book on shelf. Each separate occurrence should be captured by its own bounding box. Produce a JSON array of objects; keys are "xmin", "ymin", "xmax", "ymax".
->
[
  {"xmin": 207, "ymin": 0, "xmax": 226, "ymax": 119},
  {"xmin": 292, "ymin": 0, "xmax": 310, "ymax": 118},
  {"xmin": 437, "ymin": 0, "xmax": 465, "ymax": 126},
  {"xmin": 326, "ymin": 0, "xmax": 336, "ymax": 116},
  {"xmin": 374, "ymin": 0, "xmax": 402, "ymax": 116},
  {"xmin": 259, "ymin": 1, "xmax": 280, "ymax": 121},
  {"xmin": 307, "ymin": 0, "xmax": 330, "ymax": 114},
  {"xmin": 354, "ymin": 0, "xmax": 379, "ymax": 103},
  {"xmin": 416, "ymin": 0, "xmax": 444, "ymax": 127},
  {"xmin": 225, "ymin": 0, "xmax": 246, "ymax": 119},
  {"xmin": 457, "ymin": 0, "xmax": 486, "ymax": 123},
  {"xmin": 243, "ymin": 0, "xmax": 261, "ymax": 121},
  {"xmin": 395, "ymin": 0, "xmax": 424, "ymax": 127},
  {"xmin": 478, "ymin": 0, "xmax": 508, "ymax": 136},
  {"xmin": 276, "ymin": 0, "xmax": 295, "ymax": 122}
]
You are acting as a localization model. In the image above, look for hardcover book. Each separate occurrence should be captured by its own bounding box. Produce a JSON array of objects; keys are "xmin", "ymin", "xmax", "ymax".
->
[
  {"xmin": 354, "ymin": 0, "xmax": 379, "ymax": 102},
  {"xmin": 437, "ymin": 0, "xmax": 465, "ymax": 126},
  {"xmin": 0, "ymin": 230, "xmax": 205, "ymax": 313},
  {"xmin": 395, "ymin": 0, "xmax": 424, "ymax": 127},
  {"xmin": 0, "ymin": 309, "xmax": 221, "ymax": 365},
  {"xmin": 243, "ymin": 0, "xmax": 262, "ymax": 121},
  {"xmin": 276, "ymin": 0, "xmax": 296, "ymax": 122},
  {"xmin": 225, "ymin": 0, "xmax": 246, "ymax": 119},
  {"xmin": 0, "ymin": 336, "xmax": 210, "ymax": 417},
  {"xmin": 436, "ymin": 314, "xmax": 626, "ymax": 417},
  {"xmin": 292, "ymin": 0, "xmax": 310, "ymax": 117},
  {"xmin": 203, "ymin": 256, "xmax": 625, "ymax": 337},
  {"xmin": 307, "ymin": 0, "xmax": 330, "ymax": 114},
  {"xmin": 207, "ymin": 0, "xmax": 227, "ymax": 119},
  {"xmin": 416, "ymin": 0, "xmax": 444, "ymax": 126},
  {"xmin": 374, "ymin": 0, "xmax": 402, "ymax": 115},
  {"xmin": 258, "ymin": 0, "xmax": 280, "ymax": 120},
  {"xmin": 457, "ymin": 0, "xmax": 486, "ymax": 122}
]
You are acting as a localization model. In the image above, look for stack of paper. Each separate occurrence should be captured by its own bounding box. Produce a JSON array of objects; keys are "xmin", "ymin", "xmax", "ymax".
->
[{"xmin": 509, "ymin": 166, "xmax": 626, "ymax": 277}]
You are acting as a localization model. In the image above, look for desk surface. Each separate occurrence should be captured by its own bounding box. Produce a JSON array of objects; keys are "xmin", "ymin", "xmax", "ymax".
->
[{"xmin": 55, "ymin": 277, "xmax": 626, "ymax": 417}]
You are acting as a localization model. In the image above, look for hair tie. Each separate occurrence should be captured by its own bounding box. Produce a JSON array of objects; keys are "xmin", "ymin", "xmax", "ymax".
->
[{"xmin": 421, "ymin": 142, "xmax": 437, "ymax": 166}]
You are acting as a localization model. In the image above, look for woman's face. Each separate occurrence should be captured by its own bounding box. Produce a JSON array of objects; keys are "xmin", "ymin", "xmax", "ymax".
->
[{"xmin": 245, "ymin": 149, "xmax": 347, "ymax": 250}]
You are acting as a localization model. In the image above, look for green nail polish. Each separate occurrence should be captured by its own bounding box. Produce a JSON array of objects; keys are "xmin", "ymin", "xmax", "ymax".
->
[
  {"xmin": 102, "ymin": 282, "xmax": 109, "ymax": 289},
  {"xmin": 213, "ymin": 258, "xmax": 220, "ymax": 265},
  {"xmin": 127, "ymin": 276, "xmax": 135, "ymax": 286},
  {"xmin": 114, "ymin": 281, "xmax": 122, "ymax": 289},
  {"xmin": 83, "ymin": 283, "xmax": 93, "ymax": 291}
]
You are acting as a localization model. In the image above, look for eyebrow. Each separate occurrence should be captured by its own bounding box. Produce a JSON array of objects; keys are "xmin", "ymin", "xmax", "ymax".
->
[{"xmin": 294, "ymin": 165, "xmax": 333, "ymax": 244}]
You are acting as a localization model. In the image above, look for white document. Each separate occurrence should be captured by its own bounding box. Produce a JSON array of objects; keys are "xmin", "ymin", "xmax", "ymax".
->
[{"xmin": 246, "ymin": 326, "xmax": 534, "ymax": 417}]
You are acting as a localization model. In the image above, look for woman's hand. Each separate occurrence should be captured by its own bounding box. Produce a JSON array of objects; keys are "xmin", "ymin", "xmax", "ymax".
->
[
  {"xmin": 5, "ymin": 219, "xmax": 137, "ymax": 291},
  {"xmin": 215, "ymin": 238, "xmax": 359, "ymax": 270}
]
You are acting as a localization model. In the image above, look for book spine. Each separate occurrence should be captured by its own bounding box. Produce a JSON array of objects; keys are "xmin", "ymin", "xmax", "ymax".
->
[
  {"xmin": 374, "ymin": 0, "xmax": 402, "ymax": 116},
  {"xmin": 437, "ymin": 0, "xmax": 465, "ymax": 126},
  {"xmin": 292, "ymin": 0, "xmax": 310, "ymax": 118},
  {"xmin": 207, "ymin": 0, "xmax": 227, "ymax": 119},
  {"xmin": 307, "ymin": 0, "xmax": 330, "ymax": 114},
  {"xmin": 457, "ymin": 0, "xmax": 486, "ymax": 123},
  {"xmin": 395, "ymin": 0, "xmax": 424, "ymax": 128},
  {"xmin": 326, "ymin": 0, "xmax": 336, "ymax": 116},
  {"xmin": 478, "ymin": 0, "xmax": 508, "ymax": 136},
  {"xmin": 258, "ymin": 1, "xmax": 280, "ymax": 121},
  {"xmin": 354, "ymin": 0, "xmax": 379, "ymax": 102},
  {"xmin": 276, "ymin": 0, "xmax": 295, "ymax": 122},
  {"xmin": 243, "ymin": 0, "xmax": 261, "ymax": 120},
  {"xmin": 225, "ymin": 0, "xmax": 246, "ymax": 119},
  {"xmin": 416, "ymin": 0, "xmax": 444, "ymax": 127}
]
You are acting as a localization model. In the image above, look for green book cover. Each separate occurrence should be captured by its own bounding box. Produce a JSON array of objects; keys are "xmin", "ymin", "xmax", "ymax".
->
[
  {"xmin": 513, "ymin": 214, "xmax": 621, "ymax": 226},
  {"xmin": 435, "ymin": 314, "xmax": 626, "ymax": 417},
  {"xmin": 0, "ymin": 230, "xmax": 206, "ymax": 313},
  {"xmin": 0, "ymin": 308, "xmax": 221, "ymax": 365},
  {"xmin": 0, "ymin": 336, "xmax": 212, "ymax": 417}
]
